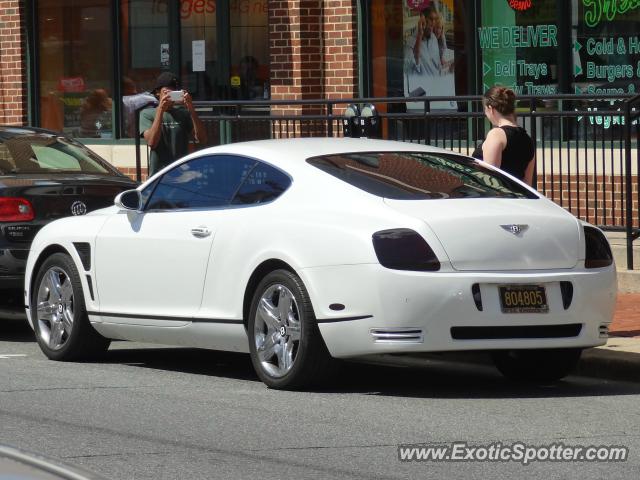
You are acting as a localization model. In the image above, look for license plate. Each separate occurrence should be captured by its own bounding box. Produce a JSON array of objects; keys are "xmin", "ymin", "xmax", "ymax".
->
[{"xmin": 499, "ymin": 285, "xmax": 548, "ymax": 314}]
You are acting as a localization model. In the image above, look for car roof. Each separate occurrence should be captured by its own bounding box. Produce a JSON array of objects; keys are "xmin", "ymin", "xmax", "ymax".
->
[{"xmin": 188, "ymin": 137, "xmax": 459, "ymax": 173}]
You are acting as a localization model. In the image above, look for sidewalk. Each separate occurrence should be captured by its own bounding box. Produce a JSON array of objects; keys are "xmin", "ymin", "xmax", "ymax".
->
[{"xmin": 609, "ymin": 293, "xmax": 640, "ymax": 337}]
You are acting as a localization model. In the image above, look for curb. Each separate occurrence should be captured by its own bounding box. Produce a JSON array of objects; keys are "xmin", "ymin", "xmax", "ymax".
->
[{"xmin": 576, "ymin": 347, "xmax": 640, "ymax": 383}]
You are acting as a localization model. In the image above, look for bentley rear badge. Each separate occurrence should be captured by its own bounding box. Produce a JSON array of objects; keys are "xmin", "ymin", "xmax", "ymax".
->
[{"xmin": 500, "ymin": 224, "xmax": 529, "ymax": 236}]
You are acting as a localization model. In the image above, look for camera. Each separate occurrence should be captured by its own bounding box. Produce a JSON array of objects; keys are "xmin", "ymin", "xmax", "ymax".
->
[{"xmin": 168, "ymin": 90, "xmax": 184, "ymax": 103}]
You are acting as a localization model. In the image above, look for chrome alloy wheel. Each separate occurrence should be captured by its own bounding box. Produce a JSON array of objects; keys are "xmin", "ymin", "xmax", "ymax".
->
[
  {"xmin": 253, "ymin": 284, "xmax": 302, "ymax": 378},
  {"xmin": 36, "ymin": 267, "xmax": 75, "ymax": 350}
]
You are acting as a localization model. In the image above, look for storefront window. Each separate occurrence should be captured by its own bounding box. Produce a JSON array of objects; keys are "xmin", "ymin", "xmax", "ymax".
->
[
  {"xmin": 572, "ymin": 0, "xmax": 640, "ymax": 96},
  {"xmin": 229, "ymin": 0, "xmax": 269, "ymax": 100},
  {"xmin": 121, "ymin": 0, "xmax": 169, "ymax": 92},
  {"xmin": 38, "ymin": 0, "xmax": 114, "ymax": 138},
  {"xmin": 479, "ymin": 0, "xmax": 559, "ymax": 95}
]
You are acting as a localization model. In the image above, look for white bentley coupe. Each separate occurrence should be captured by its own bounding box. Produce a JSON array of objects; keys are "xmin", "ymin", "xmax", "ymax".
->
[{"xmin": 24, "ymin": 138, "xmax": 616, "ymax": 389}]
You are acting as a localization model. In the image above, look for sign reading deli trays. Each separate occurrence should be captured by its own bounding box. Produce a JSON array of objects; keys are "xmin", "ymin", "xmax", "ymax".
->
[{"xmin": 508, "ymin": 0, "xmax": 533, "ymax": 11}]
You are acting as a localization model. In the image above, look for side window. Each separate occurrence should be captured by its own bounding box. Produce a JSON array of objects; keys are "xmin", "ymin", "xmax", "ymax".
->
[
  {"xmin": 146, "ymin": 155, "xmax": 256, "ymax": 210},
  {"xmin": 139, "ymin": 178, "xmax": 159, "ymax": 210},
  {"xmin": 232, "ymin": 162, "xmax": 291, "ymax": 205}
]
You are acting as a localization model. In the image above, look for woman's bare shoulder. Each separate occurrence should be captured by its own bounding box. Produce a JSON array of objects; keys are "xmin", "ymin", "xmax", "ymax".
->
[{"xmin": 486, "ymin": 126, "xmax": 507, "ymax": 141}]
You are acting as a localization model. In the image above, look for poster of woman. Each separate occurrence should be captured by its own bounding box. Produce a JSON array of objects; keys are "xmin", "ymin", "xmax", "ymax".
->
[{"xmin": 404, "ymin": 0, "xmax": 456, "ymax": 109}]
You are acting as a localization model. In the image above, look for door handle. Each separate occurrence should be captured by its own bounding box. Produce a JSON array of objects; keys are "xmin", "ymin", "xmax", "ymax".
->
[{"xmin": 191, "ymin": 226, "xmax": 212, "ymax": 238}]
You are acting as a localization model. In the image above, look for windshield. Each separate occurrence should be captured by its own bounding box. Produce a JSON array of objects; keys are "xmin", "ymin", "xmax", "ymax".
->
[
  {"xmin": 0, "ymin": 132, "xmax": 118, "ymax": 175},
  {"xmin": 307, "ymin": 151, "xmax": 538, "ymax": 200}
]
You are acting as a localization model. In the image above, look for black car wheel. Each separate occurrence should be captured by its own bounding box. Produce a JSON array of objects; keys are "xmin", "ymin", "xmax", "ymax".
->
[
  {"xmin": 248, "ymin": 269, "xmax": 332, "ymax": 389},
  {"xmin": 32, "ymin": 253, "xmax": 110, "ymax": 361}
]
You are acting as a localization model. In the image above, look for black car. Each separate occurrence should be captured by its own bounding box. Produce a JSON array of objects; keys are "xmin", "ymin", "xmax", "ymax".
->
[{"xmin": 0, "ymin": 126, "xmax": 136, "ymax": 298}]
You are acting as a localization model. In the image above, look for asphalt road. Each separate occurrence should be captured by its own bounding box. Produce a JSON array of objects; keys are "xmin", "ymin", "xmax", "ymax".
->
[{"xmin": 1, "ymin": 318, "xmax": 639, "ymax": 480}]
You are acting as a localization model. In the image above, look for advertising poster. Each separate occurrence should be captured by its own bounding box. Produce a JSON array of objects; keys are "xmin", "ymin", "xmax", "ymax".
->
[{"xmin": 403, "ymin": 0, "xmax": 457, "ymax": 109}]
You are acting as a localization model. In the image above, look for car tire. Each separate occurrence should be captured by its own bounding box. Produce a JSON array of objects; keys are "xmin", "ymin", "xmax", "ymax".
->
[
  {"xmin": 248, "ymin": 269, "xmax": 332, "ymax": 390},
  {"xmin": 491, "ymin": 348, "xmax": 582, "ymax": 382},
  {"xmin": 31, "ymin": 253, "xmax": 110, "ymax": 361}
]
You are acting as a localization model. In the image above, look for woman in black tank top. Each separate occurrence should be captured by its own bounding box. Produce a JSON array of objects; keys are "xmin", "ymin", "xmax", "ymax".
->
[{"xmin": 477, "ymin": 86, "xmax": 535, "ymax": 186}]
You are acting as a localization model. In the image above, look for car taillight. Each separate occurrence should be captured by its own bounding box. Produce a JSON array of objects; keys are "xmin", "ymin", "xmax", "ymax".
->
[
  {"xmin": 0, "ymin": 197, "xmax": 35, "ymax": 222},
  {"xmin": 372, "ymin": 228, "xmax": 440, "ymax": 271},
  {"xmin": 584, "ymin": 225, "xmax": 613, "ymax": 268}
]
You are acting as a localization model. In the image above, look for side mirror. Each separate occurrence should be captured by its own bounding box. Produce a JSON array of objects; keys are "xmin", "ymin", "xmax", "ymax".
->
[{"xmin": 115, "ymin": 189, "xmax": 142, "ymax": 211}]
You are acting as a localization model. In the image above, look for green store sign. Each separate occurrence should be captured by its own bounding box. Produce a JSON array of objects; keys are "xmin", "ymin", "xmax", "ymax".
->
[{"xmin": 583, "ymin": 0, "xmax": 640, "ymax": 28}]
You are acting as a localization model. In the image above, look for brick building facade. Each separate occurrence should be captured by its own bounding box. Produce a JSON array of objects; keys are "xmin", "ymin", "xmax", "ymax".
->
[
  {"xmin": 270, "ymin": 0, "xmax": 358, "ymax": 102},
  {"xmin": 0, "ymin": 0, "xmax": 27, "ymax": 125}
]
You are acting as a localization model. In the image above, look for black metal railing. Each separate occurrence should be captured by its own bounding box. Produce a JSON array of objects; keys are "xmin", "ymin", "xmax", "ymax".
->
[{"xmin": 134, "ymin": 94, "xmax": 640, "ymax": 269}]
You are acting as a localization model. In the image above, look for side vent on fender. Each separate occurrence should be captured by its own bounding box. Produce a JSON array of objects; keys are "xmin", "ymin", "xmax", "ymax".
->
[
  {"xmin": 86, "ymin": 275, "xmax": 95, "ymax": 301},
  {"xmin": 73, "ymin": 242, "xmax": 91, "ymax": 271}
]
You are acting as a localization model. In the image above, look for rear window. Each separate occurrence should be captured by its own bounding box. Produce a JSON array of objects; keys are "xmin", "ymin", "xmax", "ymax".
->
[
  {"xmin": 306, "ymin": 151, "xmax": 537, "ymax": 199},
  {"xmin": 0, "ymin": 132, "xmax": 116, "ymax": 175}
]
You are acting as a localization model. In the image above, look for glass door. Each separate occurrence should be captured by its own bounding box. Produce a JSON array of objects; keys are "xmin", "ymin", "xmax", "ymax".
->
[
  {"xmin": 119, "ymin": 0, "xmax": 176, "ymax": 137},
  {"xmin": 229, "ymin": 0, "xmax": 269, "ymax": 100},
  {"xmin": 179, "ymin": 1, "xmax": 218, "ymax": 101}
]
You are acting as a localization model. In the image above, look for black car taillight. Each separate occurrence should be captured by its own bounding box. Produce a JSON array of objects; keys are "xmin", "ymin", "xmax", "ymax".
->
[
  {"xmin": 372, "ymin": 228, "xmax": 440, "ymax": 271},
  {"xmin": 0, "ymin": 197, "xmax": 35, "ymax": 222},
  {"xmin": 584, "ymin": 225, "xmax": 613, "ymax": 268}
]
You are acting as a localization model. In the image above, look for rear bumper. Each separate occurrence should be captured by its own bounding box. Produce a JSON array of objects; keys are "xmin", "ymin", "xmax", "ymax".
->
[
  {"xmin": 0, "ymin": 248, "xmax": 28, "ymax": 290},
  {"xmin": 301, "ymin": 263, "xmax": 617, "ymax": 358}
]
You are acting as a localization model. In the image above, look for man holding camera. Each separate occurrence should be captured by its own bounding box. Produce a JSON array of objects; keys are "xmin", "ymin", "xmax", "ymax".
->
[{"xmin": 140, "ymin": 72, "xmax": 207, "ymax": 176}]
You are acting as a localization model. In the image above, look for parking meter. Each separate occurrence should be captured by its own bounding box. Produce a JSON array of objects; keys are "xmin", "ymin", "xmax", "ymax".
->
[
  {"xmin": 343, "ymin": 104, "xmax": 360, "ymax": 138},
  {"xmin": 359, "ymin": 103, "xmax": 381, "ymax": 139}
]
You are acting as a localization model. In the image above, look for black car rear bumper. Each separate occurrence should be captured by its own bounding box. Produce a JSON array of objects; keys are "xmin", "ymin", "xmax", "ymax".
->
[{"xmin": 0, "ymin": 248, "xmax": 28, "ymax": 290}]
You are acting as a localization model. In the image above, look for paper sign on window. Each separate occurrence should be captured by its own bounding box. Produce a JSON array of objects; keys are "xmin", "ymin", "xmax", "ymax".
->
[
  {"xmin": 192, "ymin": 40, "xmax": 205, "ymax": 72},
  {"xmin": 161, "ymin": 43, "xmax": 170, "ymax": 67}
]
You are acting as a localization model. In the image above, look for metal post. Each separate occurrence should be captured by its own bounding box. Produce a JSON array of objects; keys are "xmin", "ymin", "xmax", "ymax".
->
[
  {"xmin": 530, "ymin": 97, "xmax": 538, "ymax": 188},
  {"xmin": 134, "ymin": 111, "xmax": 142, "ymax": 183},
  {"xmin": 424, "ymin": 100, "xmax": 431, "ymax": 145},
  {"xmin": 133, "ymin": 102, "xmax": 157, "ymax": 183},
  {"xmin": 624, "ymin": 98, "xmax": 634, "ymax": 270}
]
